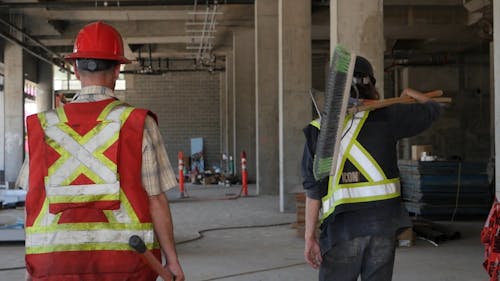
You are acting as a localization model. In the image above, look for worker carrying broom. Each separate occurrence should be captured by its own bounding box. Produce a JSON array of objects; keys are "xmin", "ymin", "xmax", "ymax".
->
[
  {"xmin": 301, "ymin": 56, "xmax": 441, "ymax": 281},
  {"xmin": 19, "ymin": 21, "xmax": 184, "ymax": 281}
]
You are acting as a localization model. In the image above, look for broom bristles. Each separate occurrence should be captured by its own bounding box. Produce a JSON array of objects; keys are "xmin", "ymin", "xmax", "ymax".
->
[{"xmin": 313, "ymin": 45, "xmax": 355, "ymax": 181}]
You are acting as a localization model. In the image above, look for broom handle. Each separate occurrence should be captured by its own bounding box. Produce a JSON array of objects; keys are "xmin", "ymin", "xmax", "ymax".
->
[{"xmin": 348, "ymin": 90, "xmax": 444, "ymax": 113}]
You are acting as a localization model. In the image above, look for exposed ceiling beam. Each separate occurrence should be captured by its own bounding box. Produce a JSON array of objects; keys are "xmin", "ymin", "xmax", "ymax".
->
[
  {"xmin": 384, "ymin": 0, "xmax": 462, "ymax": 5},
  {"xmin": 385, "ymin": 24, "xmax": 478, "ymax": 42},
  {"xmin": 0, "ymin": 1, "xmax": 254, "ymax": 9},
  {"xmin": 39, "ymin": 36, "xmax": 207, "ymax": 46},
  {"xmin": 42, "ymin": 9, "xmax": 194, "ymax": 21}
]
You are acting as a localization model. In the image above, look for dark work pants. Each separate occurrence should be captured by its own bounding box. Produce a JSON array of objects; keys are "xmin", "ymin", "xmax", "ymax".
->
[{"xmin": 319, "ymin": 235, "xmax": 396, "ymax": 281}]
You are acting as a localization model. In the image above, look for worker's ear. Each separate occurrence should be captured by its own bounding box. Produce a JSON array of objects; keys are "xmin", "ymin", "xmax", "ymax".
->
[
  {"xmin": 73, "ymin": 62, "xmax": 80, "ymax": 79},
  {"xmin": 113, "ymin": 64, "xmax": 121, "ymax": 80}
]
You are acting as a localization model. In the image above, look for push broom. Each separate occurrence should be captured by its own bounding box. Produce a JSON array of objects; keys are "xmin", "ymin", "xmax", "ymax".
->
[{"xmin": 313, "ymin": 45, "xmax": 356, "ymax": 181}]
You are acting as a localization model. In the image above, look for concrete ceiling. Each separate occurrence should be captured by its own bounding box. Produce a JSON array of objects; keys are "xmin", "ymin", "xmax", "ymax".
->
[{"xmin": 0, "ymin": 0, "xmax": 493, "ymax": 73}]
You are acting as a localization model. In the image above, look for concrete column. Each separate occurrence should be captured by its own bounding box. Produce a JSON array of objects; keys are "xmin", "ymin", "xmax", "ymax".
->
[
  {"xmin": 4, "ymin": 14, "xmax": 24, "ymax": 183},
  {"xmin": 0, "ymin": 73, "xmax": 4, "ymax": 178},
  {"xmin": 330, "ymin": 0, "xmax": 384, "ymax": 97},
  {"xmin": 493, "ymin": 0, "xmax": 500, "ymax": 198},
  {"xmin": 490, "ymin": 42, "xmax": 495, "ymax": 169},
  {"xmin": 279, "ymin": 0, "xmax": 312, "ymax": 212},
  {"xmin": 225, "ymin": 50, "xmax": 235, "ymax": 172},
  {"xmin": 36, "ymin": 61, "xmax": 53, "ymax": 112},
  {"xmin": 225, "ymin": 51, "xmax": 237, "ymax": 170},
  {"xmin": 233, "ymin": 28, "xmax": 256, "ymax": 181},
  {"xmin": 255, "ymin": 0, "xmax": 279, "ymax": 195},
  {"xmin": 219, "ymin": 70, "xmax": 226, "ymax": 167}
]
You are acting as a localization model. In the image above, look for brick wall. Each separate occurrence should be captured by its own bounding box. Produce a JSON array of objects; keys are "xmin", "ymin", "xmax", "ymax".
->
[{"xmin": 119, "ymin": 71, "xmax": 221, "ymax": 173}]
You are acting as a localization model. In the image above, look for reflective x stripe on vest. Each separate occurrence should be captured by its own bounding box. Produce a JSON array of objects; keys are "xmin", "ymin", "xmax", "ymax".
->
[
  {"xmin": 41, "ymin": 101, "xmax": 124, "ymax": 206},
  {"xmin": 309, "ymin": 111, "xmax": 401, "ymax": 221},
  {"xmin": 25, "ymin": 101, "xmax": 157, "ymax": 255}
]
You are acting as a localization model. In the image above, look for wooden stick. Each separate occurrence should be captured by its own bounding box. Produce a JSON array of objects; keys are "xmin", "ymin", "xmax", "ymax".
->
[
  {"xmin": 129, "ymin": 235, "xmax": 174, "ymax": 281},
  {"xmin": 347, "ymin": 90, "xmax": 447, "ymax": 113}
]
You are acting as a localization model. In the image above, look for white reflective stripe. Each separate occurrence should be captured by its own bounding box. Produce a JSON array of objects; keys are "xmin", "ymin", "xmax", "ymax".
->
[
  {"xmin": 106, "ymin": 105, "xmax": 127, "ymax": 122},
  {"xmin": 45, "ymin": 125, "xmax": 117, "ymax": 184},
  {"xmin": 81, "ymin": 122, "xmax": 120, "ymax": 153},
  {"xmin": 111, "ymin": 205, "xmax": 133, "ymax": 223},
  {"xmin": 322, "ymin": 182, "xmax": 400, "ymax": 211},
  {"xmin": 350, "ymin": 143, "xmax": 384, "ymax": 181},
  {"xmin": 45, "ymin": 111, "xmax": 60, "ymax": 126},
  {"xmin": 37, "ymin": 210, "xmax": 57, "ymax": 226},
  {"xmin": 46, "ymin": 182, "xmax": 120, "ymax": 197},
  {"xmin": 26, "ymin": 229, "xmax": 155, "ymax": 248},
  {"xmin": 333, "ymin": 112, "xmax": 366, "ymax": 177}
]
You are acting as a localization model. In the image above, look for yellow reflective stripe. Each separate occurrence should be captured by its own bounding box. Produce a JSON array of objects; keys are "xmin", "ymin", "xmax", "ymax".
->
[
  {"xmin": 352, "ymin": 141, "xmax": 387, "ymax": 180},
  {"xmin": 41, "ymin": 111, "xmax": 60, "ymax": 127},
  {"xmin": 45, "ymin": 136, "xmax": 71, "ymax": 182},
  {"xmin": 119, "ymin": 107, "xmax": 134, "ymax": 127},
  {"xmin": 26, "ymin": 242, "xmax": 159, "ymax": 255},
  {"xmin": 322, "ymin": 192, "xmax": 400, "ymax": 220},
  {"xmin": 322, "ymin": 179, "xmax": 401, "ymax": 220},
  {"xmin": 32, "ymin": 199, "xmax": 60, "ymax": 227},
  {"xmin": 330, "ymin": 111, "xmax": 368, "ymax": 191},
  {"xmin": 60, "ymin": 164, "xmax": 105, "ymax": 186},
  {"xmin": 47, "ymin": 193, "xmax": 119, "ymax": 204},
  {"xmin": 103, "ymin": 210, "xmax": 119, "ymax": 223},
  {"xmin": 338, "ymin": 178, "xmax": 400, "ymax": 189},
  {"xmin": 309, "ymin": 119, "xmax": 320, "ymax": 129},
  {"xmin": 93, "ymin": 127, "xmax": 119, "ymax": 173},
  {"xmin": 37, "ymin": 112, "xmax": 48, "ymax": 129},
  {"xmin": 103, "ymin": 189, "xmax": 137, "ymax": 224},
  {"xmin": 55, "ymin": 107, "xmax": 68, "ymax": 123},
  {"xmin": 49, "ymin": 164, "xmax": 102, "ymax": 187},
  {"xmin": 26, "ymin": 222, "xmax": 154, "ymax": 234},
  {"xmin": 97, "ymin": 100, "xmax": 123, "ymax": 121},
  {"xmin": 118, "ymin": 190, "xmax": 140, "ymax": 223},
  {"xmin": 346, "ymin": 141, "xmax": 386, "ymax": 183},
  {"xmin": 346, "ymin": 153, "xmax": 374, "ymax": 182}
]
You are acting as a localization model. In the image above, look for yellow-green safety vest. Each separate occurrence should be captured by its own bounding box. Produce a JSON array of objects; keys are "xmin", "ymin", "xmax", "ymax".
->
[{"xmin": 310, "ymin": 111, "xmax": 401, "ymax": 221}]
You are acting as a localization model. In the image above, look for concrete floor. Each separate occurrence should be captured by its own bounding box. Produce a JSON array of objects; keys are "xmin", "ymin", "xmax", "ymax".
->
[{"xmin": 0, "ymin": 184, "xmax": 489, "ymax": 281}]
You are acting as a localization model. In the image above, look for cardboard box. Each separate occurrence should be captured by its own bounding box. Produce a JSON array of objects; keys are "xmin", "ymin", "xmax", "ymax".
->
[{"xmin": 411, "ymin": 145, "xmax": 433, "ymax": 161}]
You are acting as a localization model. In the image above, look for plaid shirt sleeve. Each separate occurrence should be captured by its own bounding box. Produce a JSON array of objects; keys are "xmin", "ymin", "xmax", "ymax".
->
[{"xmin": 142, "ymin": 116, "xmax": 178, "ymax": 196}]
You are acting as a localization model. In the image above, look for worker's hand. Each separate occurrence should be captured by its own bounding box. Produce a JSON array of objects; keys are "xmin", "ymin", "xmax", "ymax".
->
[
  {"xmin": 25, "ymin": 271, "xmax": 32, "ymax": 281},
  {"xmin": 166, "ymin": 260, "xmax": 185, "ymax": 281},
  {"xmin": 304, "ymin": 237, "xmax": 322, "ymax": 269},
  {"xmin": 400, "ymin": 88, "xmax": 430, "ymax": 103}
]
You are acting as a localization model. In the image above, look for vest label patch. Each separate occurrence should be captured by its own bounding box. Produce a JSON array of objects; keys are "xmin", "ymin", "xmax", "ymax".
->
[{"xmin": 341, "ymin": 171, "xmax": 360, "ymax": 183}]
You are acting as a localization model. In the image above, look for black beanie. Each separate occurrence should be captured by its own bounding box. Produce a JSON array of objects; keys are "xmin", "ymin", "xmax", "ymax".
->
[{"xmin": 354, "ymin": 56, "xmax": 376, "ymax": 85}]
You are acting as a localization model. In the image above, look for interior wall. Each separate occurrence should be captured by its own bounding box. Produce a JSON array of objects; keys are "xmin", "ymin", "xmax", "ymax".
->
[
  {"xmin": 120, "ymin": 71, "xmax": 221, "ymax": 174},
  {"xmin": 399, "ymin": 54, "xmax": 491, "ymax": 162},
  {"xmin": 23, "ymin": 52, "xmax": 37, "ymax": 83}
]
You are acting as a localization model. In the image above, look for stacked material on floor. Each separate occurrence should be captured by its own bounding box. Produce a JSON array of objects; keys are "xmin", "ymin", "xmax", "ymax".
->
[
  {"xmin": 398, "ymin": 160, "xmax": 492, "ymax": 219},
  {"xmin": 0, "ymin": 208, "xmax": 25, "ymax": 241}
]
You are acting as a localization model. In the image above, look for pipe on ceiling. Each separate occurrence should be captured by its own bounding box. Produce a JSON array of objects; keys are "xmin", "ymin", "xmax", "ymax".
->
[
  {"xmin": 0, "ymin": 1, "xmax": 255, "ymax": 9},
  {"xmin": 0, "ymin": 30, "xmax": 71, "ymax": 73},
  {"xmin": 0, "ymin": 17, "xmax": 72, "ymax": 73}
]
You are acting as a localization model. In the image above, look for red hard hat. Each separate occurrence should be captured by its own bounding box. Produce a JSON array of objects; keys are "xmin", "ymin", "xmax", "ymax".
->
[{"xmin": 65, "ymin": 21, "xmax": 131, "ymax": 64}]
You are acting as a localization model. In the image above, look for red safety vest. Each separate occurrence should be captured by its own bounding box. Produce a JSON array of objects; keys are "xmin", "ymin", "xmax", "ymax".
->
[{"xmin": 25, "ymin": 98, "xmax": 161, "ymax": 281}]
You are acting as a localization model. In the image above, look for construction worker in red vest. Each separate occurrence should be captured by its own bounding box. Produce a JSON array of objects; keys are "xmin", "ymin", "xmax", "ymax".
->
[
  {"xmin": 301, "ymin": 56, "xmax": 442, "ymax": 281},
  {"xmin": 20, "ymin": 21, "xmax": 184, "ymax": 281}
]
